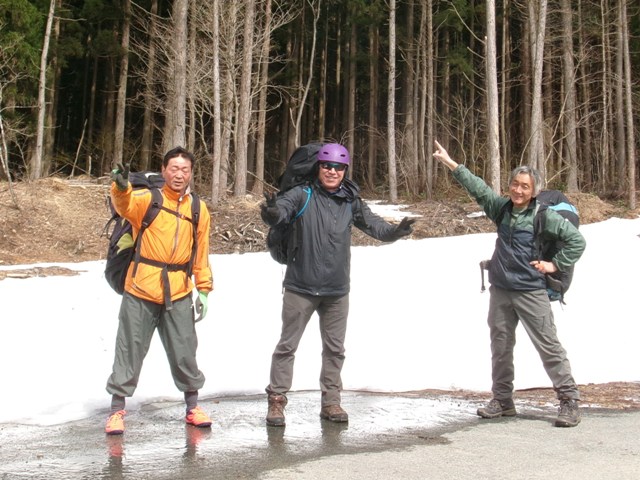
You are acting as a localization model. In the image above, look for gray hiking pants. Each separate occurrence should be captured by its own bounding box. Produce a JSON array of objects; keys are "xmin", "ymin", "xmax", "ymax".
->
[
  {"xmin": 266, "ymin": 289, "xmax": 349, "ymax": 407},
  {"xmin": 106, "ymin": 292, "xmax": 205, "ymax": 398},
  {"xmin": 487, "ymin": 286, "xmax": 579, "ymax": 401}
]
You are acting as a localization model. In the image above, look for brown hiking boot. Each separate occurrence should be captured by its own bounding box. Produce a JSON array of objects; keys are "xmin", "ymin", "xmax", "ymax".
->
[
  {"xmin": 266, "ymin": 394, "xmax": 287, "ymax": 427},
  {"xmin": 320, "ymin": 404, "xmax": 349, "ymax": 423},
  {"xmin": 477, "ymin": 398, "xmax": 517, "ymax": 419},
  {"xmin": 555, "ymin": 399, "xmax": 580, "ymax": 428}
]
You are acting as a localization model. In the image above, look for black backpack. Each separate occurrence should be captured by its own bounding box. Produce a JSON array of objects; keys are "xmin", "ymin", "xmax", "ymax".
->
[
  {"xmin": 103, "ymin": 172, "xmax": 200, "ymax": 308},
  {"xmin": 532, "ymin": 190, "xmax": 580, "ymax": 302},
  {"xmin": 481, "ymin": 190, "xmax": 579, "ymax": 303},
  {"xmin": 266, "ymin": 143, "xmax": 324, "ymax": 264}
]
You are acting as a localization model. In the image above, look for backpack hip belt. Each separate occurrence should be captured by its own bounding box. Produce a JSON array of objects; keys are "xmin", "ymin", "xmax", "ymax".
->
[{"xmin": 134, "ymin": 256, "xmax": 192, "ymax": 310}]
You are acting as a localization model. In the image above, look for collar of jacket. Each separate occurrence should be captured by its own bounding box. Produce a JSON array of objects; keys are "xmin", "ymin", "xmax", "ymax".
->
[
  {"xmin": 162, "ymin": 184, "xmax": 191, "ymax": 202},
  {"xmin": 315, "ymin": 178, "xmax": 359, "ymax": 201},
  {"xmin": 505, "ymin": 197, "xmax": 537, "ymax": 216}
]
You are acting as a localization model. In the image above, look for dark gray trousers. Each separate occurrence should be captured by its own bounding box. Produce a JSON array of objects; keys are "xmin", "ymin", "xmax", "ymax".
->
[
  {"xmin": 106, "ymin": 292, "xmax": 205, "ymax": 398},
  {"xmin": 488, "ymin": 286, "xmax": 579, "ymax": 401},
  {"xmin": 267, "ymin": 289, "xmax": 349, "ymax": 407}
]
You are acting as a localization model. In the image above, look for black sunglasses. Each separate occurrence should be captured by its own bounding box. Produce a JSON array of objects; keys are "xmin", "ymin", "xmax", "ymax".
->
[{"xmin": 319, "ymin": 162, "xmax": 348, "ymax": 172}]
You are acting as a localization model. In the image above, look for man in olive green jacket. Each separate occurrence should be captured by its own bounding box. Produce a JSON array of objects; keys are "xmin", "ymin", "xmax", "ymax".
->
[{"xmin": 434, "ymin": 140, "xmax": 586, "ymax": 428}]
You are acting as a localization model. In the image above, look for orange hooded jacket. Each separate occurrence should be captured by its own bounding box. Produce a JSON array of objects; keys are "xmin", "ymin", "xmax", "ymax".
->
[{"xmin": 111, "ymin": 183, "xmax": 213, "ymax": 305}]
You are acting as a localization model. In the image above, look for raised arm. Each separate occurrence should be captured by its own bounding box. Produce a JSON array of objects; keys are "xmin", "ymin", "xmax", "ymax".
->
[
  {"xmin": 432, "ymin": 139, "xmax": 508, "ymax": 221},
  {"xmin": 433, "ymin": 140, "xmax": 459, "ymax": 171}
]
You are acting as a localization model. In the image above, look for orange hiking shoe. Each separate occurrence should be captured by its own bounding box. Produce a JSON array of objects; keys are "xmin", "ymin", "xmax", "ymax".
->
[
  {"xmin": 105, "ymin": 410, "xmax": 126, "ymax": 435},
  {"xmin": 186, "ymin": 406, "xmax": 212, "ymax": 428}
]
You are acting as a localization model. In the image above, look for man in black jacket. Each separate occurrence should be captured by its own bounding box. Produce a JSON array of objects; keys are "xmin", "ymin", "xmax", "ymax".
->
[{"xmin": 260, "ymin": 143, "xmax": 415, "ymax": 426}]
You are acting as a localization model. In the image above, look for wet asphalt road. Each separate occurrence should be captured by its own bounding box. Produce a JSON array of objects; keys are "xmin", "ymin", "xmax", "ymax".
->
[{"xmin": 0, "ymin": 391, "xmax": 638, "ymax": 479}]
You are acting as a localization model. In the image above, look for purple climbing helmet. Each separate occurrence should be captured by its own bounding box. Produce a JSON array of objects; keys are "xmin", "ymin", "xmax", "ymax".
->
[{"xmin": 317, "ymin": 143, "xmax": 350, "ymax": 165}]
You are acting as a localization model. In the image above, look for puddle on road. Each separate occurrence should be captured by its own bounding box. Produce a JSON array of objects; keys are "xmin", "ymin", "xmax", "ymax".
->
[{"xmin": 0, "ymin": 391, "xmax": 478, "ymax": 479}]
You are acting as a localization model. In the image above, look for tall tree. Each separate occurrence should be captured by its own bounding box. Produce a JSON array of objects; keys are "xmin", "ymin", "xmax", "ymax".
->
[
  {"xmin": 387, "ymin": 0, "xmax": 398, "ymax": 202},
  {"xmin": 140, "ymin": 0, "xmax": 158, "ymax": 171},
  {"xmin": 165, "ymin": 0, "xmax": 188, "ymax": 150},
  {"xmin": 598, "ymin": 0, "xmax": 611, "ymax": 192},
  {"xmin": 84, "ymin": 32, "xmax": 97, "ymax": 175},
  {"xmin": 186, "ymin": 0, "xmax": 197, "ymax": 153},
  {"xmin": 31, "ymin": 0, "xmax": 56, "ymax": 179},
  {"xmin": 500, "ymin": 0, "xmax": 512, "ymax": 171},
  {"xmin": 402, "ymin": 0, "xmax": 418, "ymax": 195},
  {"xmin": 425, "ymin": 0, "xmax": 434, "ymax": 198},
  {"xmin": 234, "ymin": 0, "xmax": 255, "ymax": 196},
  {"xmin": 293, "ymin": 0, "xmax": 321, "ymax": 148},
  {"xmin": 621, "ymin": 0, "xmax": 636, "ymax": 208},
  {"xmin": 252, "ymin": 0, "xmax": 273, "ymax": 197},
  {"xmin": 113, "ymin": 0, "xmax": 131, "ymax": 167},
  {"xmin": 367, "ymin": 22, "xmax": 379, "ymax": 192},
  {"xmin": 486, "ymin": 0, "xmax": 501, "ymax": 193},
  {"xmin": 614, "ymin": 0, "xmax": 626, "ymax": 193},
  {"xmin": 527, "ymin": 0, "xmax": 547, "ymax": 181},
  {"xmin": 318, "ymin": 8, "xmax": 328, "ymax": 140},
  {"xmin": 211, "ymin": 0, "xmax": 222, "ymax": 205},
  {"xmin": 42, "ymin": 0, "xmax": 61, "ymax": 177},
  {"xmin": 560, "ymin": 0, "xmax": 579, "ymax": 192},
  {"xmin": 346, "ymin": 7, "xmax": 356, "ymax": 177},
  {"xmin": 576, "ymin": 0, "xmax": 594, "ymax": 188},
  {"xmin": 219, "ymin": 2, "xmax": 238, "ymax": 198}
]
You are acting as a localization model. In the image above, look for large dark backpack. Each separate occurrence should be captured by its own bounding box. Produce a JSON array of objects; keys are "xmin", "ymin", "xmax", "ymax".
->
[
  {"xmin": 481, "ymin": 190, "xmax": 580, "ymax": 303},
  {"xmin": 103, "ymin": 172, "xmax": 200, "ymax": 308},
  {"xmin": 266, "ymin": 143, "xmax": 323, "ymax": 264},
  {"xmin": 532, "ymin": 190, "xmax": 580, "ymax": 302}
]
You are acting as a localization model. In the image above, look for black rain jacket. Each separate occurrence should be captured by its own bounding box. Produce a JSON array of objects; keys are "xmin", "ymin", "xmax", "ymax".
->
[{"xmin": 266, "ymin": 179, "xmax": 399, "ymax": 296}]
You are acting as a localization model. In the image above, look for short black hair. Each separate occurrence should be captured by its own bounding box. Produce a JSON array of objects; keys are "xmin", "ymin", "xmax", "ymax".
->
[{"xmin": 163, "ymin": 146, "xmax": 195, "ymax": 168}]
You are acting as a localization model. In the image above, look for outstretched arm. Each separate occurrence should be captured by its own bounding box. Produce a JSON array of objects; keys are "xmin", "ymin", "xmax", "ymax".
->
[
  {"xmin": 433, "ymin": 140, "xmax": 459, "ymax": 171},
  {"xmin": 432, "ymin": 140, "xmax": 507, "ymax": 221},
  {"xmin": 354, "ymin": 200, "xmax": 415, "ymax": 242}
]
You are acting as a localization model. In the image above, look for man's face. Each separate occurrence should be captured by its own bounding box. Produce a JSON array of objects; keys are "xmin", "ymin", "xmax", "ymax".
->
[
  {"xmin": 162, "ymin": 155, "xmax": 193, "ymax": 194},
  {"xmin": 317, "ymin": 161, "xmax": 347, "ymax": 191},
  {"xmin": 509, "ymin": 173, "xmax": 534, "ymax": 208}
]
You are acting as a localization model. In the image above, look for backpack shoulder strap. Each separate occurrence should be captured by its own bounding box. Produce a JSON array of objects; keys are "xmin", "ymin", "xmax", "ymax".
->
[
  {"xmin": 284, "ymin": 186, "xmax": 314, "ymax": 265},
  {"xmin": 132, "ymin": 188, "xmax": 163, "ymax": 277},
  {"xmin": 144, "ymin": 188, "xmax": 164, "ymax": 226},
  {"xmin": 532, "ymin": 199, "xmax": 548, "ymax": 258},
  {"xmin": 190, "ymin": 191, "xmax": 201, "ymax": 223},
  {"xmin": 185, "ymin": 192, "xmax": 201, "ymax": 278},
  {"xmin": 294, "ymin": 186, "xmax": 312, "ymax": 220}
]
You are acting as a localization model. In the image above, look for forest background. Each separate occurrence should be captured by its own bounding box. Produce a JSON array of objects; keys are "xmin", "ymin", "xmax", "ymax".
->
[{"xmin": 0, "ymin": 0, "xmax": 638, "ymax": 207}]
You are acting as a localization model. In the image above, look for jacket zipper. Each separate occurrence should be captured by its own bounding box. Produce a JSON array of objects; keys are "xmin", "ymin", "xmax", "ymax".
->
[{"xmin": 173, "ymin": 195, "xmax": 183, "ymax": 258}]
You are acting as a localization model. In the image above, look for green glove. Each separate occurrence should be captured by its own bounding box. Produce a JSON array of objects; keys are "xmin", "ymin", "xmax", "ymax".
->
[
  {"xmin": 195, "ymin": 291, "xmax": 209, "ymax": 322},
  {"xmin": 110, "ymin": 163, "xmax": 130, "ymax": 191}
]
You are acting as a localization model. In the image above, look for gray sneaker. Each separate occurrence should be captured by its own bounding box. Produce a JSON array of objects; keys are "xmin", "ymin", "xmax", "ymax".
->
[
  {"xmin": 555, "ymin": 399, "xmax": 580, "ymax": 427},
  {"xmin": 477, "ymin": 398, "xmax": 517, "ymax": 419}
]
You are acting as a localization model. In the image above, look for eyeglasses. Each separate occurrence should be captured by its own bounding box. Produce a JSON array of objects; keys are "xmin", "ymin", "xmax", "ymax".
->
[{"xmin": 319, "ymin": 162, "xmax": 347, "ymax": 172}]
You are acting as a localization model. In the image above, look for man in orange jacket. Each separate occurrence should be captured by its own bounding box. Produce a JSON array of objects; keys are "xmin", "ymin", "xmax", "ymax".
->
[{"xmin": 104, "ymin": 147, "xmax": 213, "ymax": 435}]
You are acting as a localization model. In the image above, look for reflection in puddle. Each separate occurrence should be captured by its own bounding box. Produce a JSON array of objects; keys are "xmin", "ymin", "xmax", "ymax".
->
[{"xmin": 0, "ymin": 391, "xmax": 476, "ymax": 479}]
